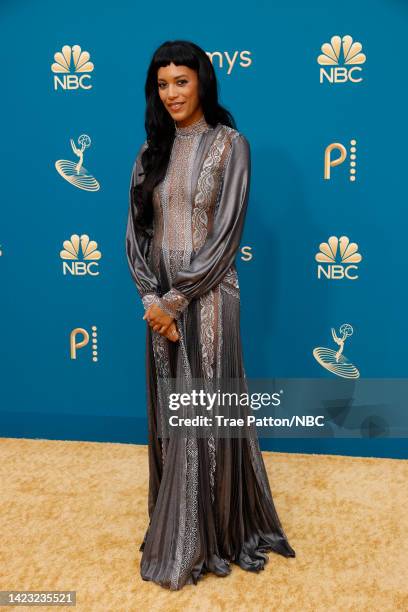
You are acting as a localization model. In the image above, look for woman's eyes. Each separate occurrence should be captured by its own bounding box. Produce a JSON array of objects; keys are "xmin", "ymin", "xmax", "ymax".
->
[{"xmin": 158, "ymin": 80, "xmax": 188, "ymax": 89}]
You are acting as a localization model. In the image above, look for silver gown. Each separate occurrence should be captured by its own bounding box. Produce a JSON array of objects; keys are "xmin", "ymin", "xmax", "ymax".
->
[{"xmin": 126, "ymin": 114, "xmax": 296, "ymax": 590}]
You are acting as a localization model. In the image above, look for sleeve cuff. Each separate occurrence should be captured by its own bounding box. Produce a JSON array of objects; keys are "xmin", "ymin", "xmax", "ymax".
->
[
  {"xmin": 141, "ymin": 292, "xmax": 160, "ymax": 311},
  {"xmin": 158, "ymin": 288, "xmax": 190, "ymax": 320}
]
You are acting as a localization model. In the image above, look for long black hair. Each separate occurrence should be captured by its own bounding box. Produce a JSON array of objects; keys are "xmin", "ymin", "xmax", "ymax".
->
[{"xmin": 132, "ymin": 40, "xmax": 236, "ymax": 235}]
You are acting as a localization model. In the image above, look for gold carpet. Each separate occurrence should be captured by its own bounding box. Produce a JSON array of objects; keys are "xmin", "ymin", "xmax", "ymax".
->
[{"xmin": 0, "ymin": 437, "xmax": 407, "ymax": 611}]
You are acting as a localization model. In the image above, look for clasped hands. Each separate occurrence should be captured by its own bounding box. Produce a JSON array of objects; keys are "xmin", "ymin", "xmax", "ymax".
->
[{"xmin": 143, "ymin": 303, "xmax": 180, "ymax": 342}]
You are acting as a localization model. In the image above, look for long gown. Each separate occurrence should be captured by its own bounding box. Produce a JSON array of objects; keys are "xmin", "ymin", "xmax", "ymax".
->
[{"xmin": 125, "ymin": 114, "xmax": 296, "ymax": 590}]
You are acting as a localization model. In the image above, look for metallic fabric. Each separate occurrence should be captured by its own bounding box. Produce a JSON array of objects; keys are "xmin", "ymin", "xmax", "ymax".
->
[{"xmin": 126, "ymin": 115, "xmax": 296, "ymax": 590}]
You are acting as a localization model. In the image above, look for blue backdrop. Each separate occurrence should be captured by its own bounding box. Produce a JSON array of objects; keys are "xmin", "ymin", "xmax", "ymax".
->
[{"xmin": 1, "ymin": 0, "xmax": 407, "ymax": 458}]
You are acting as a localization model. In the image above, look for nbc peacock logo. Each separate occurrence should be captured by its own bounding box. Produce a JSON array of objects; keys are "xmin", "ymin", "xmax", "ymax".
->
[
  {"xmin": 60, "ymin": 234, "xmax": 102, "ymax": 276},
  {"xmin": 55, "ymin": 134, "xmax": 100, "ymax": 191},
  {"xmin": 51, "ymin": 44, "xmax": 94, "ymax": 91},
  {"xmin": 315, "ymin": 236, "xmax": 362, "ymax": 280},
  {"xmin": 317, "ymin": 35, "xmax": 366, "ymax": 84},
  {"xmin": 313, "ymin": 324, "xmax": 360, "ymax": 378}
]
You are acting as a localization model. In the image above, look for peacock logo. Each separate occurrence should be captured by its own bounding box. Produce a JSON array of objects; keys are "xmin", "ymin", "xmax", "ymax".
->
[
  {"xmin": 318, "ymin": 35, "xmax": 366, "ymax": 84},
  {"xmin": 51, "ymin": 45, "xmax": 94, "ymax": 90},
  {"xmin": 60, "ymin": 234, "xmax": 102, "ymax": 276},
  {"xmin": 315, "ymin": 236, "xmax": 362, "ymax": 280}
]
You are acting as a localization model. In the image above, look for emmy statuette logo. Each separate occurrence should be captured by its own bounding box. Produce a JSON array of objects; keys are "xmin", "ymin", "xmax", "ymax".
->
[
  {"xmin": 324, "ymin": 140, "xmax": 357, "ymax": 181},
  {"xmin": 318, "ymin": 35, "xmax": 366, "ymax": 84},
  {"xmin": 51, "ymin": 44, "xmax": 94, "ymax": 90},
  {"xmin": 315, "ymin": 236, "xmax": 362, "ymax": 280},
  {"xmin": 55, "ymin": 134, "xmax": 100, "ymax": 191},
  {"xmin": 313, "ymin": 324, "xmax": 360, "ymax": 378},
  {"xmin": 70, "ymin": 326, "xmax": 98, "ymax": 362},
  {"xmin": 60, "ymin": 234, "xmax": 102, "ymax": 276}
]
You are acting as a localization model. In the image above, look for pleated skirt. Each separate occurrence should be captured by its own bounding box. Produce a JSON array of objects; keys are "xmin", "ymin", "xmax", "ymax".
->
[{"xmin": 139, "ymin": 278, "xmax": 296, "ymax": 590}]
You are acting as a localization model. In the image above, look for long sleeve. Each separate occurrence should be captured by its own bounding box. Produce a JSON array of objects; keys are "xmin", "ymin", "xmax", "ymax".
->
[
  {"xmin": 157, "ymin": 132, "xmax": 251, "ymax": 320},
  {"xmin": 125, "ymin": 140, "xmax": 161, "ymax": 311}
]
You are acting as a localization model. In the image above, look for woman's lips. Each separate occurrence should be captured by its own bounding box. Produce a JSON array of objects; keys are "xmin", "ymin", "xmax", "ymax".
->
[{"xmin": 169, "ymin": 103, "xmax": 184, "ymax": 111}]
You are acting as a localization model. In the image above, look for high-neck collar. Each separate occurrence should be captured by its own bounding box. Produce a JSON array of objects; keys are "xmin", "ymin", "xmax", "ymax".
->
[{"xmin": 174, "ymin": 114, "xmax": 210, "ymax": 137}]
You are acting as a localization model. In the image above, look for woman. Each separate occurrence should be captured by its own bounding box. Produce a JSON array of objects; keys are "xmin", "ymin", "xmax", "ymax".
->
[{"xmin": 126, "ymin": 39, "xmax": 296, "ymax": 590}]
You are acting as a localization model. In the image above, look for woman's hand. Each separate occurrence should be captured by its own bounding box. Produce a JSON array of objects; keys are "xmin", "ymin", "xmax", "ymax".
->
[
  {"xmin": 143, "ymin": 304, "xmax": 180, "ymax": 342},
  {"xmin": 164, "ymin": 321, "xmax": 180, "ymax": 342}
]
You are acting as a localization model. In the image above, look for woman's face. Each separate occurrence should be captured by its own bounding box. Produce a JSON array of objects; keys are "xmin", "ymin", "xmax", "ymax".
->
[{"xmin": 157, "ymin": 62, "xmax": 203, "ymax": 127}]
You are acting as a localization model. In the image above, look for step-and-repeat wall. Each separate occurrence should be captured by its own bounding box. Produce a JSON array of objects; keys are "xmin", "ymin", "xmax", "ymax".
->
[{"xmin": 2, "ymin": 1, "xmax": 407, "ymax": 456}]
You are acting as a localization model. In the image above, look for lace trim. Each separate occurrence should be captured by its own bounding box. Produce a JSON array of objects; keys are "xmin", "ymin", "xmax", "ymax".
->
[
  {"xmin": 141, "ymin": 292, "xmax": 160, "ymax": 311},
  {"xmin": 191, "ymin": 127, "xmax": 229, "ymax": 250},
  {"xmin": 151, "ymin": 333, "xmax": 171, "ymax": 466},
  {"xmin": 200, "ymin": 287, "xmax": 218, "ymax": 504},
  {"xmin": 174, "ymin": 114, "xmax": 210, "ymax": 138},
  {"xmin": 159, "ymin": 287, "xmax": 190, "ymax": 320},
  {"xmin": 222, "ymin": 265, "xmax": 239, "ymax": 288}
]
